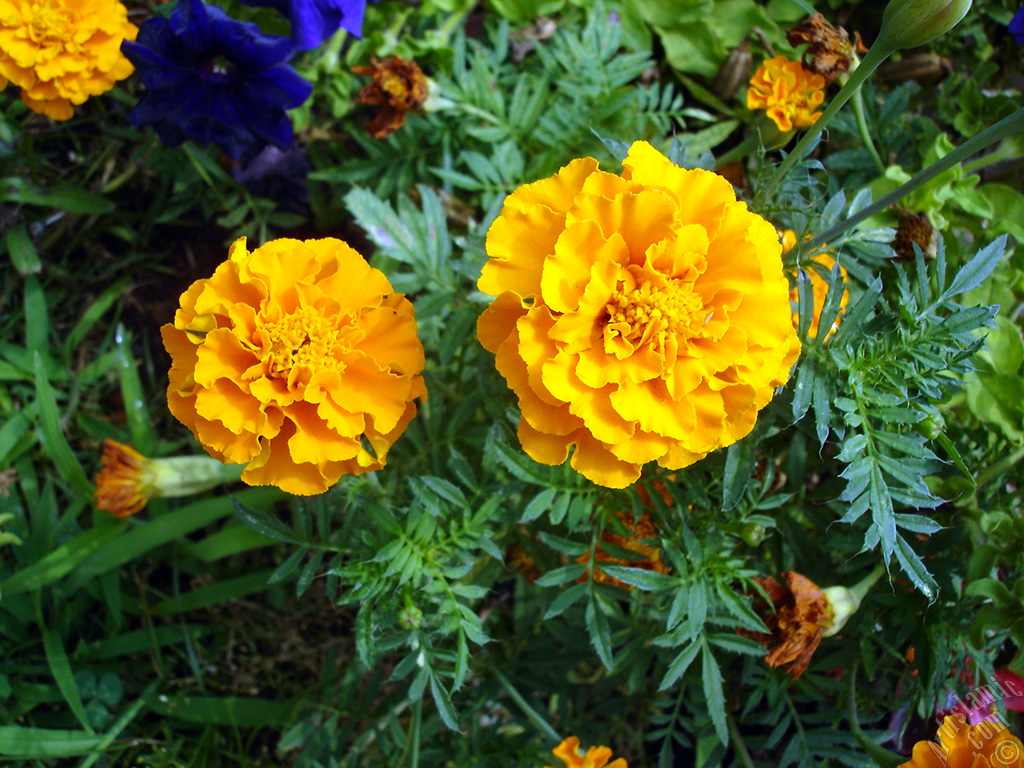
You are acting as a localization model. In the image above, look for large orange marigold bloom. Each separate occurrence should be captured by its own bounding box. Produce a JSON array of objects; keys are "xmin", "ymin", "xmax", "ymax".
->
[
  {"xmin": 899, "ymin": 716, "xmax": 1024, "ymax": 768},
  {"xmin": 477, "ymin": 141, "xmax": 800, "ymax": 488},
  {"xmin": 747, "ymin": 55, "xmax": 826, "ymax": 133},
  {"xmin": 0, "ymin": 0, "xmax": 137, "ymax": 120},
  {"xmin": 547, "ymin": 736, "xmax": 628, "ymax": 768},
  {"xmin": 161, "ymin": 237, "xmax": 427, "ymax": 496}
]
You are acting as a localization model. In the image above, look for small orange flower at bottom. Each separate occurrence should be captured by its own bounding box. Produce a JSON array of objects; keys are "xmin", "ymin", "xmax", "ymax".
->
[
  {"xmin": 546, "ymin": 736, "xmax": 628, "ymax": 768},
  {"xmin": 351, "ymin": 55, "xmax": 429, "ymax": 138},
  {"xmin": 94, "ymin": 439, "xmax": 241, "ymax": 517},
  {"xmin": 899, "ymin": 715, "xmax": 1024, "ymax": 768}
]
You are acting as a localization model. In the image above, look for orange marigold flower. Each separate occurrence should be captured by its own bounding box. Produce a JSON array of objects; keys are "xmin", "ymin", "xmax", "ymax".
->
[
  {"xmin": 94, "ymin": 439, "xmax": 240, "ymax": 517},
  {"xmin": 899, "ymin": 715, "xmax": 1024, "ymax": 768},
  {"xmin": 0, "ymin": 0, "xmax": 137, "ymax": 120},
  {"xmin": 738, "ymin": 571, "xmax": 832, "ymax": 679},
  {"xmin": 547, "ymin": 736, "xmax": 628, "ymax": 768},
  {"xmin": 747, "ymin": 55, "xmax": 825, "ymax": 133},
  {"xmin": 351, "ymin": 55, "xmax": 428, "ymax": 139},
  {"xmin": 782, "ymin": 229, "xmax": 849, "ymax": 340},
  {"xmin": 577, "ymin": 509, "xmax": 668, "ymax": 589},
  {"xmin": 476, "ymin": 141, "xmax": 800, "ymax": 488},
  {"xmin": 161, "ymin": 236, "xmax": 427, "ymax": 496}
]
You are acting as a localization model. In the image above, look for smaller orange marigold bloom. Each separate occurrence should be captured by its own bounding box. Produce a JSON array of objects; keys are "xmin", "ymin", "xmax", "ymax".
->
[
  {"xmin": 782, "ymin": 229, "xmax": 849, "ymax": 340},
  {"xmin": 899, "ymin": 715, "xmax": 1024, "ymax": 768},
  {"xmin": 546, "ymin": 736, "xmax": 628, "ymax": 768},
  {"xmin": 94, "ymin": 439, "xmax": 237, "ymax": 517},
  {"xmin": 747, "ymin": 55, "xmax": 825, "ymax": 133},
  {"xmin": 351, "ymin": 55, "xmax": 428, "ymax": 139},
  {"xmin": 577, "ymin": 507, "xmax": 669, "ymax": 590},
  {"xmin": 0, "ymin": 0, "xmax": 137, "ymax": 120},
  {"xmin": 162, "ymin": 236, "xmax": 426, "ymax": 496},
  {"xmin": 738, "ymin": 571, "xmax": 832, "ymax": 679}
]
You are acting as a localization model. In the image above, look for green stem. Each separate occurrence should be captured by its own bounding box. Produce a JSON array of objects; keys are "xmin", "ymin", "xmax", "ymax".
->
[
  {"xmin": 849, "ymin": 565, "xmax": 885, "ymax": 605},
  {"xmin": 760, "ymin": 41, "xmax": 896, "ymax": 202},
  {"xmin": 715, "ymin": 134, "xmax": 760, "ymax": 169},
  {"xmin": 492, "ymin": 667, "xmax": 562, "ymax": 744},
  {"xmin": 727, "ymin": 712, "xmax": 756, "ymax": 768},
  {"xmin": 799, "ymin": 105, "xmax": 1024, "ymax": 258},
  {"xmin": 971, "ymin": 442, "xmax": 1024, "ymax": 497},
  {"xmin": 851, "ymin": 87, "xmax": 885, "ymax": 175},
  {"xmin": 847, "ymin": 663, "xmax": 905, "ymax": 768},
  {"xmin": 410, "ymin": 698, "xmax": 421, "ymax": 768}
]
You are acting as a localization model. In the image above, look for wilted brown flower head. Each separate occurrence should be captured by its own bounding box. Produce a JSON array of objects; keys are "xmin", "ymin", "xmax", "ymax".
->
[
  {"xmin": 787, "ymin": 13, "xmax": 868, "ymax": 86},
  {"xmin": 893, "ymin": 211, "xmax": 937, "ymax": 260},
  {"xmin": 738, "ymin": 571, "xmax": 833, "ymax": 679},
  {"xmin": 351, "ymin": 55, "xmax": 428, "ymax": 138}
]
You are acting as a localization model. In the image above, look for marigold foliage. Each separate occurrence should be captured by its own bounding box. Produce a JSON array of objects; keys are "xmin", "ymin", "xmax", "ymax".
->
[
  {"xmin": 161, "ymin": 236, "xmax": 427, "ymax": 496},
  {"xmin": 547, "ymin": 736, "xmax": 628, "ymax": 768},
  {"xmin": 782, "ymin": 229, "xmax": 850, "ymax": 339},
  {"xmin": 0, "ymin": 0, "xmax": 136, "ymax": 119},
  {"xmin": 747, "ymin": 55, "xmax": 825, "ymax": 133},
  {"xmin": 477, "ymin": 140, "xmax": 800, "ymax": 488},
  {"xmin": 899, "ymin": 716, "xmax": 1024, "ymax": 768}
]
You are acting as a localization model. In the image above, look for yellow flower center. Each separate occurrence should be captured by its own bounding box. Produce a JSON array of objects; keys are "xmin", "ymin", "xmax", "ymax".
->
[
  {"xmin": 605, "ymin": 278, "xmax": 705, "ymax": 349},
  {"xmin": 262, "ymin": 306, "xmax": 345, "ymax": 378},
  {"xmin": 28, "ymin": 0, "xmax": 78, "ymax": 44}
]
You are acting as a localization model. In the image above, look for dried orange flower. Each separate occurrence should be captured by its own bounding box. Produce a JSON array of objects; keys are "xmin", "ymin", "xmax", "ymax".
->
[
  {"xmin": 747, "ymin": 55, "xmax": 826, "ymax": 133},
  {"xmin": 546, "ymin": 736, "xmax": 628, "ymax": 768},
  {"xmin": 892, "ymin": 211, "xmax": 937, "ymax": 260},
  {"xmin": 899, "ymin": 715, "xmax": 1024, "ymax": 768},
  {"xmin": 577, "ymin": 507, "xmax": 668, "ymax": 589},
  {"xmin": 782, "ymin": 229, "xmax": 849, "ymax": 340},
  {"xmin": 477, "ymin": 141, "xmax": 800, "ymax": 489},
  {"xmin": 162, "ymin": 236, "xmax": 427, "ymax": 496},
  {"xmin": 787, "ymin": 13, "xmax": 867, "ymax": 86},
  {"xmin": 738, "ymin": 571, "xmax": 832, "ymax": 679},
  {"xmin": 351, "ymin": 55, "xmax": 428, "ymax": 139},
  {"xmin": 0, "ymin": 0, "xmax": 137, "ymax": 120},
  {"xmin": 94, "ymin": 439, "xmax": 240, "ymax": 517}
]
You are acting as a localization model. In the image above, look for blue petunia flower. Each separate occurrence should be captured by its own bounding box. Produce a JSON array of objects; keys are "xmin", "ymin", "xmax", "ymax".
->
[
  {"xmin": 1010, "ymin": 6, "xmax": 1024, "ymax": 44},
  {"xmin": 121, "ymin": 0, "xmax": 313, "ymax": 160},
  {"xmin": 235, "ymin": 0, "xmax": 370, "ymax": 51}
]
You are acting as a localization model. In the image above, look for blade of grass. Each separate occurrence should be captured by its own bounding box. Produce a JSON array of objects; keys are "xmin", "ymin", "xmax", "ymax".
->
[
  {"xmin": 33, "ymin": 351, "xmax": 92, "ymax": 498},
  {"xmin": 41, "ymin": 625, "xmax": 93, "ymax": 732},
  {"xmin": 0, "ymin": 727, "xmax": 103, "ymax": 759},
  {"xmin": 114, "ymin": 324, "xmax": 155, "ymax": 455}
]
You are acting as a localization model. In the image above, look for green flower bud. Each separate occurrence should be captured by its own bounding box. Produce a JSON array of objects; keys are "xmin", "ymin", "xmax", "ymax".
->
[
  {"xmin": 741, "ymin": 521, "xmax": 768, "ymax": 547},
  {"xmin": 877, "ymin": 0, "xmax": 972, "ymax": 53},
  {"xmin": 916, "ymin": 412, "xmax": 945, "ymax": 440},
  {"xmin": 398, "ymin": 604, "xmax": 423, "ymax": 630},
  {"xmin": 821, "ymin": 586, "xmax": 860, "ymax": 637}
]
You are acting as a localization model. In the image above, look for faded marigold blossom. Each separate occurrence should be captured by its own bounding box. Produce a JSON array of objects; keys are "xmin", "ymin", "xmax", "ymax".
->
[
  {"xmin": 899, "ymin": 715, "xmax": 1024, "ymax": 768},
  {"xmin": 352, "ymin": 55, "xmax": 428, "ymax": 139},
  {"xmin": 892, "ymin": 211, "xmax": 937, "ymax": 260},
  {"xmin": 787, "ymin": 13, "xmax": 867, "ymax": 86},
  {"xmin": 161, "ymin": 236, "xmax": 427, "ymax": 496},
  {"xmin": 747, "ymin": 55, "xmax": 825, "ymax": 133},
  {"xmin": 0, "ymin": 0, "xmax": 137, "ymax": 120},
  {"xmin": 546, "ymin": 736, "xmax": 628, "ymax": 768},
  {"xmin": 738, "ymin": 571, "xmax": 832, "ymax": 679},
  {"xmin": 477, "ymin": 141, "xmax": 800, "ymax": 489},
  {"xmin": 577, "ymin": 507, "xmax": 669, "ymax": 590},
  {"xmin": 782, "ymin": 229, "xmax": 849, "ymax": 340},
  {"xmin": 94, "ymin": 439, "xmax": 240, "ymax": 517}
]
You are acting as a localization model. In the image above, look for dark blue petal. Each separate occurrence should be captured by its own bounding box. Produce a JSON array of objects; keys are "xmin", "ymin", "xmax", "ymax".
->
[{"xmin": 124, "ymin": 0, "xmax": 311, "ymax": 160}]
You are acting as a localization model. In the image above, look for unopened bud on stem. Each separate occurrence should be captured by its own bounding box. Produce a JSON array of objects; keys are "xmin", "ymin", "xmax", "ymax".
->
[{"xmin": 876, "ymin": 0, "xmax": 972, "ymax": 54}]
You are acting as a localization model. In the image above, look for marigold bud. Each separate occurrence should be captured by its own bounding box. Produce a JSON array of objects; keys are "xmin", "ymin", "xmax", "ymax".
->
[{"xmin": 877, "ymin": 0, "xmax": 972, "ymax": 52}]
